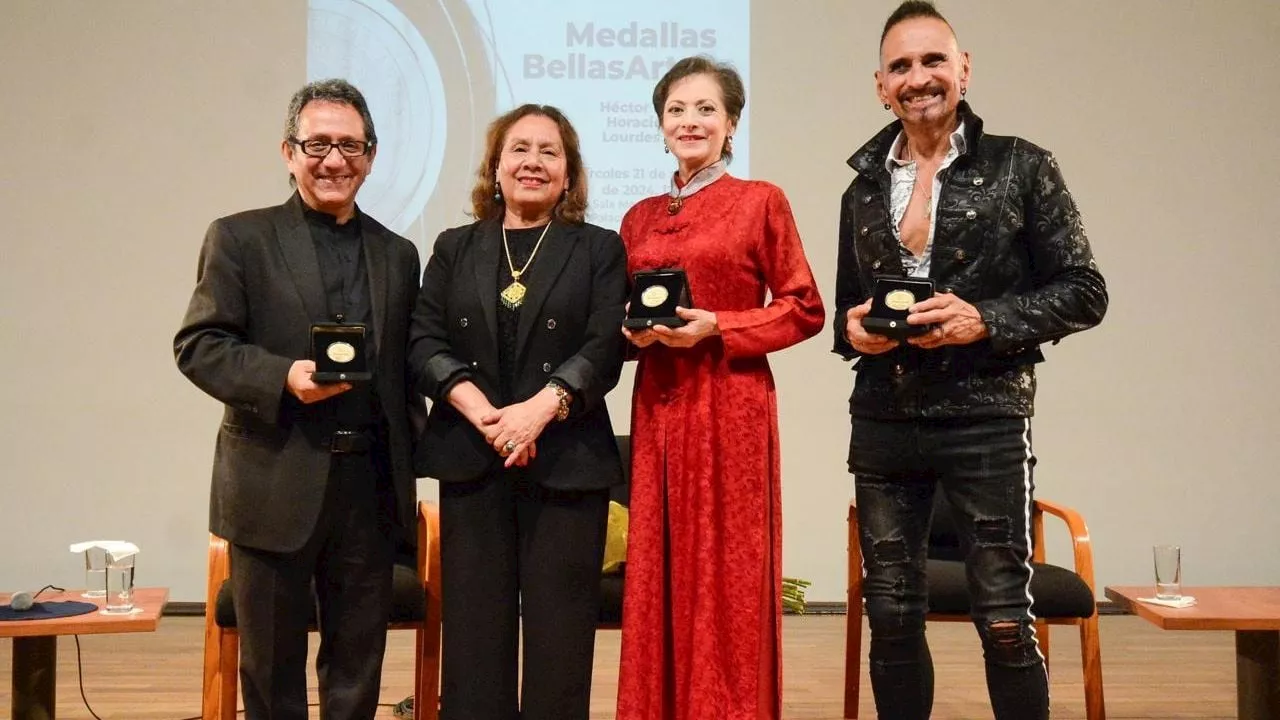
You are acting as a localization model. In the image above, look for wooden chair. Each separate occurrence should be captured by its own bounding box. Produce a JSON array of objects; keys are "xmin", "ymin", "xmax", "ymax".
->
[
  {"xmin": 201, "ymin": 501, "xmax": 442, "ymax": 720},
  {"xmin": 844, "ymin": 493, "xmax": 1105, "ymax": 719}
]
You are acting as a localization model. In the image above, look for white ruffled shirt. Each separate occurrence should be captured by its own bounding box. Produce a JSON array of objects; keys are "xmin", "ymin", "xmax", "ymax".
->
[{"xmin": 885, "ymin": 122, "xmax": 967, "ymax": 278}]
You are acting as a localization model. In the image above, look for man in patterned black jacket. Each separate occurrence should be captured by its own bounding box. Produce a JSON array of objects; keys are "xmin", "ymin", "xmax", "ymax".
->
[{"xmin": 832, "ymin": 3, "xmax": 1107, "ymax": 719}]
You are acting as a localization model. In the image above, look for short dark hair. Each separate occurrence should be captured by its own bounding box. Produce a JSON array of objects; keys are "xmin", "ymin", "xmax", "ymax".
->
[
  {"xmin": 470, "ymin": 104, "xmax": 588, "ymax": 224},
  {"xmin": 651, "ymin": 55, "xmax": 745, "ymax": 163},
  {"xmin": 284, "ymin": 78, "xmax": 377, "ymax": 146},
  {"xmin": 881, "ymin": 1, "xmax": 955, "ymax": 47}
]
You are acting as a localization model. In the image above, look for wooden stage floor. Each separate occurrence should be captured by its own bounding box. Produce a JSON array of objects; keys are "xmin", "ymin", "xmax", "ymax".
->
[{"xmin": 0, "ymin": 614, "xmax": 1239, "ymax": 719}]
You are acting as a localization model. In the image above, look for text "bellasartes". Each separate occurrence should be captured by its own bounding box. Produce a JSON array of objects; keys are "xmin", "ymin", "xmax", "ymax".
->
[{"xmin": 566, "ymin": 22, "xmax": 717, "ymax": 49}]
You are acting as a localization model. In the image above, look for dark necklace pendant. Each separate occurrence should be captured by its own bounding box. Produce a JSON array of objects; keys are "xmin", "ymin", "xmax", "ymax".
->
[{"xmin": 666, "ymin": 196, "xmax": 682, "ymax": 215}]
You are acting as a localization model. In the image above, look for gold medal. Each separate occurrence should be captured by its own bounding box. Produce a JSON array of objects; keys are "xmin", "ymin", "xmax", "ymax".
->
[
  {"xmin": 640, "ymin": 284, "xmax": 669, "ymax": 308},
  {"xmin": 884, "ymin": 289, "xmax": 916, "ymax": 311},
  {"xmin": 500, "ymin": 280, "xmax": 527, "ymax": 309},
  {"xmin": 325, "ymin": 341, "xmax": 356, "ymax": 363}
]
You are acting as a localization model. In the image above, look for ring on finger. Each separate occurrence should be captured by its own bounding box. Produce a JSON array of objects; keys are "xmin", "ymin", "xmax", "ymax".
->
[{"xmin": 503, "ymin": 440, "xmax": 517, "ymax": 454}]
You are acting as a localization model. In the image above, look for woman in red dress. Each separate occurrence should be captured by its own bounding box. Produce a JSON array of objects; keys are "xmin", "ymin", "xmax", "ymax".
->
[{"xmin": 615, "ymin": 56, "xmax": 825, "ymax": 720}]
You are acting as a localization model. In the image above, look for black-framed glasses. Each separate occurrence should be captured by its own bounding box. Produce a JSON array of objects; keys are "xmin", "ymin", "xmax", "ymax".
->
[{"xmin": 289, "ymin": 137, "xmax": 373, "ymax": 158}]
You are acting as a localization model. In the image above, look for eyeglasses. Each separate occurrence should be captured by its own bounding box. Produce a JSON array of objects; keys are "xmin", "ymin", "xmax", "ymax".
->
[{"xmin": 289, "ymin": 137, "xmax": 373, "ymax": 158}]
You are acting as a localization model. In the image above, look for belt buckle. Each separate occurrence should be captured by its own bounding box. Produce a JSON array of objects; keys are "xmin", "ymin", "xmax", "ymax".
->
[{"xmin": 330, "ymin": 430, "xmax": 369, "ymax": 454}]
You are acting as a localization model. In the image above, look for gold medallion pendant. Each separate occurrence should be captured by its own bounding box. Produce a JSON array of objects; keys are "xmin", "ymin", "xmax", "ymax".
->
[
  {"xmin": 500, "ymin": 279, "xmax": 527, "ymax": 309},
  {"xmin": 500, "ymin": 221, "xmax": 552, "ymax": 311}
]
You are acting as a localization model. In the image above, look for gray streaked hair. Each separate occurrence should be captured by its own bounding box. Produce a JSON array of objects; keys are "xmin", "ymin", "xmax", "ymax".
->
[{"xmin": 283, "ymin": 78, "xmax": 377, "ymax": 146}]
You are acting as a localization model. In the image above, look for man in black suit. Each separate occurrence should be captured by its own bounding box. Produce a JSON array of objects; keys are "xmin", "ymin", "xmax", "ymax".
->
[{"xmin": 175, "ymin": 79, "xmax": 422, "ymax": 720}]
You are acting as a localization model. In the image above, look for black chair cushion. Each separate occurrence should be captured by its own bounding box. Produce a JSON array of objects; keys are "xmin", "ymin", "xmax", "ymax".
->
[
  {"xmin": 214, "ymin": 560, "xmax": 426, "ymax": 628},
  {"xmin": 925, "ymin": 558, "xmax": 1095, "ymax": 618},
  {"xmin": 599, "ymin": 573, "xmax": 625, "ymax": 624}
]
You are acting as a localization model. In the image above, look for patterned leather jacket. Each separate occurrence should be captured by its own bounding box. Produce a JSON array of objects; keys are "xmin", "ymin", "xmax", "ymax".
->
[{"xmin": 832, "ymin": 102, "xmax": 1107, "ymax": 419}]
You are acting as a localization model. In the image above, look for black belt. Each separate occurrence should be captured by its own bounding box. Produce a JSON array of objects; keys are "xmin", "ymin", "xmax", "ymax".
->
[{"xmin": 329, "ymin": 429, "xmax": 376, "ymax": 454}]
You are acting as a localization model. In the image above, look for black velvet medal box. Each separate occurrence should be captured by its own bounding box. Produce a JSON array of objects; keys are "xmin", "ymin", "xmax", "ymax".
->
[
  {"xmin": 863, "ymin": 276, "xmax": 934, "ymax": 340},
  {"xmin": 624, "ymin": 269, "xmax": 693, "ymax": 330},
  {"xmin": 310, "ymin": 323, "xmax": 371, "ymax": 383}
]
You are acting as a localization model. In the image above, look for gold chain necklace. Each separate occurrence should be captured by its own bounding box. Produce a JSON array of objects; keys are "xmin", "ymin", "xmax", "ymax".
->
[{"xmin": 500, "ymin": 221, "xmax": 552, "ymax": 309}]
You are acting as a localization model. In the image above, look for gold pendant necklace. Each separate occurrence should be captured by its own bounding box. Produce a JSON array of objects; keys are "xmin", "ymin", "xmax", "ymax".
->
[
  {"xmin": 500, "ymin": 221, "xmax": 552, "ymax": 309},
  {"xmin": 499, "ymin": 277, "xmax": 527, "ymax": 309}
]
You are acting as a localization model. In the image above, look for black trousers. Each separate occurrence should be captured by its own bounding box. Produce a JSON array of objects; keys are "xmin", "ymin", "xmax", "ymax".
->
[
  {"xmin": 439, "ymin": 469, "xmax": 609, "ymax": 720},
  {"xmin": 851, "ymin": 416, "xmax": 1048, "ymax": 720},
  {"xmin": 230, "ymin": 449, "xmax": 396, "ymax": 720}
]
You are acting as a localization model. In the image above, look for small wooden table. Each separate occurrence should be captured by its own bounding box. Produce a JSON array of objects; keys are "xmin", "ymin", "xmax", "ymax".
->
[
  {"xmin": 1106, "ymin": 586, "xmax": 1280, "ymax": 720},
  {"xmin": 1, "ymin": 587, "xmax": 168, "ymax": 720}
]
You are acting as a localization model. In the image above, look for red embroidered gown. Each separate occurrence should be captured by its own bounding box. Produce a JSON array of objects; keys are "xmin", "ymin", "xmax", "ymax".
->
[{"xmin": 615, "ymin": 176, "xmax": 825, "ymax": 720}]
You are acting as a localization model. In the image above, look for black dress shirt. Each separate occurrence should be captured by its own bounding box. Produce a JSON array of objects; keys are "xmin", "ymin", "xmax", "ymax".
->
[
  {"xmin": 304, "ymin": 205, "xmax": 379, "ymax": 429},
  {"xmin": 496, "ymin": 225, "xmax": 546, "ymax": 405}
]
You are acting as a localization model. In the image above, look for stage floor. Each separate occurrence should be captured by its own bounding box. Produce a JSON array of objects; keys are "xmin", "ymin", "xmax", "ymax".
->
[{"xmin": 0, "ymin": 614, "xmax": 1239, "ymax": 719}]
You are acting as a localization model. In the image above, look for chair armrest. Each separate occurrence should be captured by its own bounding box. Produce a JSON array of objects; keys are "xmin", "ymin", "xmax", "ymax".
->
[
  {"xmin": 1033, "ymin": 498, "xmax": 1097, "ymax": 595},
  {"xmin": 417, "ymin": 501, "xmax": 443, "ymax": 604},
  {"xmin": 207, "ymin": 534, "xmax": 230, "ymax": 610}
]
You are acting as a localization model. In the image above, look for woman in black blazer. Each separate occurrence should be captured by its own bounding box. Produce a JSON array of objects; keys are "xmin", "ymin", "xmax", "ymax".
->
[{"xmin": 408, "ymin": 104, "xmax": 627, "ymax": 720}]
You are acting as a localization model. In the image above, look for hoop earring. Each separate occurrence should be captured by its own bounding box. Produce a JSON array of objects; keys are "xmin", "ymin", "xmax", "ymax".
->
[
  {"xmin": 883, "ymin": 103, "xmax": 891, "ymax": 111},
  {"xmin": 961, "ymin": 87, "xmax": 967, "ymax": 97}
]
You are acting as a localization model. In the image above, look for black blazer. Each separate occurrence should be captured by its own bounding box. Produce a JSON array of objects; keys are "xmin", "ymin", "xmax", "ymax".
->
[
  {"xmin": 174, "ymin": 194, "xmax": 424, "ymax": 553},
  {"xmin": 409, "ymin": 217, "xmax": 627, "ymax": 490}
]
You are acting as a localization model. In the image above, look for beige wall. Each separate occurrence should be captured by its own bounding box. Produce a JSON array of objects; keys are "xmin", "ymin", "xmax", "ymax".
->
[{"xmin": 2, "ymin": 1, "xmax": 1277, "ymax": 603}]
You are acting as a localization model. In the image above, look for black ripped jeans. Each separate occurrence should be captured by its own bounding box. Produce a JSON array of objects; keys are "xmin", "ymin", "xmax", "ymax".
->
[{"xmin": 850, "ymin": 417, "xmax": 1049, "ymax": 720}]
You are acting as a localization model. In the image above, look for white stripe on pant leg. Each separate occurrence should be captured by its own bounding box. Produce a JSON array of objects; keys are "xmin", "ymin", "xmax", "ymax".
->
[{"xmin": 1019, "ymin": 417, "xmax": 1050, "ymax": 688}]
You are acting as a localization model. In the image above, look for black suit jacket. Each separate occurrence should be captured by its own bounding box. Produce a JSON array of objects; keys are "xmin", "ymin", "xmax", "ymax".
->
[
  {"xmin": 409, "ymin": 217, "xmax": 627, "ymax": 489},
  {"xmin": 175, "ymin": 194, "xmax": 423, "ymax": 553}
]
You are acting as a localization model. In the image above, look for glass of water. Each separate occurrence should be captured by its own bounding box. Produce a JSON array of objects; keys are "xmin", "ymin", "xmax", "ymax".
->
[
  {"xmin": 102, "ymin": 552, "xmax": 136, "ymax": 614},
  {"xmin": 1153, "ymin": 544, "xmax": 1181, "ymax": 600},
  {"xmin": 82, "ymin": 547, "xmax": 108, "ymax": 599}
]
